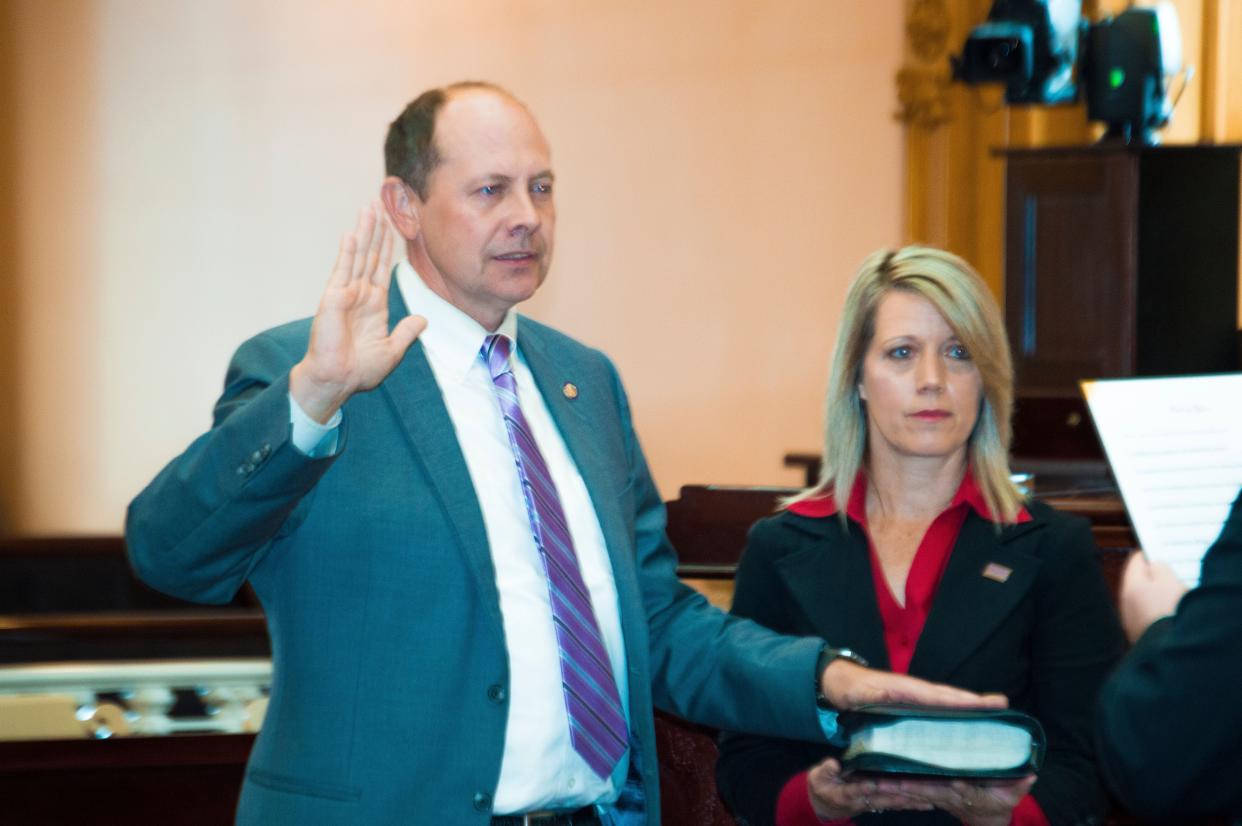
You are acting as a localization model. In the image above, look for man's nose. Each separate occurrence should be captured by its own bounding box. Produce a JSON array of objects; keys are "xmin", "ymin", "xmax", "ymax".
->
[{"xmin": 506, "ymin": 190, "xmax": 540, "ymax": 236}]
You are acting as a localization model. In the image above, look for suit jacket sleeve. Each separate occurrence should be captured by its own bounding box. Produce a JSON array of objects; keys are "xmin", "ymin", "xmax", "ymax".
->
[
  {"xmin": 715, "ymin": 518, "xmax": 835, "ymax": 826},
  {"xmin": 1022, "ymin": 509, "xmax": 1125, "ymax": 825},
  {"xmin": 603, "ymin": 359, "xmax": 827, "ymax": 744},
  {"xmin": 1095, "ymin": 490, "xmax": 1242, "ymax": 819},
  {"xmin": 126, "ymin": 325, "xmax": 333, "ymax": 604}
]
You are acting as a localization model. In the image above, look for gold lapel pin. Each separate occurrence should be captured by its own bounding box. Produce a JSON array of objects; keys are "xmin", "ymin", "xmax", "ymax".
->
[
  {"xmin": 982, "ymin": 562, "xmax": 1013, "ymax": 583},
  {"xmin": 562, "ymin": 382, "xmax": 579, "ymax": 400}
]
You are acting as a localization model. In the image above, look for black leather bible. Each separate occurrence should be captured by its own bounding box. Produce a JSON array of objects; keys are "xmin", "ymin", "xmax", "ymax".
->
[{"xmin": 838, "ymin": 704, "xmax": 1045, "ymax": 780}]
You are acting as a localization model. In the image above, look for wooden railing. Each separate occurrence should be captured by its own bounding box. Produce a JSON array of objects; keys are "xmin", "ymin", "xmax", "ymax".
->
[
  {"xmin": 665, "ymin": 483, "xmax": 1138, "ymax": 603},
  {"xmin": 0, "ymin": 486, "xmax": 1143, "ymax": 825}
]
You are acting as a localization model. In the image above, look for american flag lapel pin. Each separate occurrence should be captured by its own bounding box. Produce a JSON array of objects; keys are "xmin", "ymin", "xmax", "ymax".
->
[{"xmin": 982, "ymin": 562, "xmax": 1013, "ymax": 583}]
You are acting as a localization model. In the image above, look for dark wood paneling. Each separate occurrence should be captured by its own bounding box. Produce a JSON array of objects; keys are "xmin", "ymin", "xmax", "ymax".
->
[
  {"xmin": 1005, "ymin": 152, "xmax": 1138, "ymax": 388},
  {"xmin": 1000, "ymin": 146, "xmax": 1241, "ymax": 464},
  {"xmin": 0, "ymin": 611, "xmax": 270, "ymax": 664},
  {"xmin": 0, "ymin": 536, "xmax": 260, "ymax": 616},
  {"xmin": 0, "ymin": 735, "xmax": 252, "ymax": 826}
]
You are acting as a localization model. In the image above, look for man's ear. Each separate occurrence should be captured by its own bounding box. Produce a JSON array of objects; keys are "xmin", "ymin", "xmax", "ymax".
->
[{"xmin": 381, "ymin": 176, "xmax": 420, "ymax": 241}]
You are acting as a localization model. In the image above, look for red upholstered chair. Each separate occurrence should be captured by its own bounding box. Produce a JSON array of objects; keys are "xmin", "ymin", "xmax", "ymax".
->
[{"xmin": 654, "ymin": 709, "xmax": 736, "ymax": 825}]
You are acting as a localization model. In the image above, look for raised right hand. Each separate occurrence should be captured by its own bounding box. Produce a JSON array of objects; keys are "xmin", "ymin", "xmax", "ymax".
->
[{"xmin": 290, "ymin": 203, "xmax": 427, "ymax": 423}]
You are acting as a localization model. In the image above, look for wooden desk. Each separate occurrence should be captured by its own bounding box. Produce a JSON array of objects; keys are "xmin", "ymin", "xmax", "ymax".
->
[{"xmin": 0, "ymin": 734, "xmax": 253, "ymax": 825}]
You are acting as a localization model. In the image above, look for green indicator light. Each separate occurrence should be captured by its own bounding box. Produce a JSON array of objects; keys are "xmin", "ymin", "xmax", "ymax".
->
[{"xmin": 1109, "ymin": 68, "xmax": 1125, "ymax": 89}]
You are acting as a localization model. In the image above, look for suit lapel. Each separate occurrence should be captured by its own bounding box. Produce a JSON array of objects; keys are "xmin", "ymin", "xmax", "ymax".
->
[
  {"xmin": 378, "ymin": 285, "xmax": 501, "ymax": 624},
  {"xmin": 777, "ymin": 520, "xmax": 891, "ymax": 670},
  {"xmin": 516, "ymin": 320, "xmax": 631, "ymax": 574},
  {"xmin": 909, "ymin": 514, "xmax": 1043, "ymax": 681},
  {"xmin": 516, "ymin": 319, "xmax": 647, "ymax": 682}
]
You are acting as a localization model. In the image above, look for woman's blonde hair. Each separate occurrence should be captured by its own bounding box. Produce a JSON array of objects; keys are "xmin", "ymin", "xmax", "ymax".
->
[{"xmin": 789, "ymin": 245, "xmax": 1024, "ymax": 523}]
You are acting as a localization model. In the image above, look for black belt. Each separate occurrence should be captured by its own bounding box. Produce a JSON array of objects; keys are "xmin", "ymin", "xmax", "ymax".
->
[{"xmin": 491, "ymin": 806, "xmax": 601, "ymax": 826}]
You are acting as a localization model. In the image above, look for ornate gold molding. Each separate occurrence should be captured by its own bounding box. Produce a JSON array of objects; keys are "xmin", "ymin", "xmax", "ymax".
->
[
  {"xmin": 907, "ymin": 0, "xmax": 951, "ymax": 63},
  {"xmin": 896, "ymin": 66, "xmax": 953, "ymax": 128},
  {"xmin": 898, "ymin": 0, "xmax": 954, "ymax": 128}
]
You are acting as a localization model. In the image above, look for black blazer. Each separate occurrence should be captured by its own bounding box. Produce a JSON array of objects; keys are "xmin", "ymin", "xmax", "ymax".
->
[
  {"xmin": 1095, "ymin": 489, "xmax": 1242, "ymax": 821},
  {"xmin": 716, "ymin": 499, "xmax": 1125, "ymax": 826}
]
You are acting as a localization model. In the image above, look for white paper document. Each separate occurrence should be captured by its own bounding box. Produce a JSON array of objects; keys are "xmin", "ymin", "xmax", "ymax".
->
[{"xmin": 1081, "ymin": 374, "xmax": 1242, "ymax": 586}]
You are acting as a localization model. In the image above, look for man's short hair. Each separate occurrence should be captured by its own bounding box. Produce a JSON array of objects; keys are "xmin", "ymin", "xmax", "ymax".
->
[{"xmin": 384, "ymin": 80, "xmax": 512, "ymax": 199}]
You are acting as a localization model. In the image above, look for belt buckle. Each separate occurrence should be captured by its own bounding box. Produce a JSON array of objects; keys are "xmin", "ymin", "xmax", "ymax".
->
[
  {"xmin": 521, "ymin": 813, "xmax": 555, "ymax": 826},
  {"xmin": 520, "ymin": 807, "xmax": 589, "ymax": 825}
]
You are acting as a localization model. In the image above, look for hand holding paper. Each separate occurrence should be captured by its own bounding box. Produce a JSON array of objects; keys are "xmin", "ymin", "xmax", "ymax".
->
[{"xmin": 1118, "ymin": 552, "xmax": 1189, "ymax": 642}]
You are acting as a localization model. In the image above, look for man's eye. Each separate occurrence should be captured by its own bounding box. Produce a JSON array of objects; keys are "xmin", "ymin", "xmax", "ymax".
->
[
  {"xmin": 479, "ymin": 184, "xmax": 502, "ymax": 196},
  {"xmin": 532, "ymin": 182, "xmax": 553, "ymax": 195}
]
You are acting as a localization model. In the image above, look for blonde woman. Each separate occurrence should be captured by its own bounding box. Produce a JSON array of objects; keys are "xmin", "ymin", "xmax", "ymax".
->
[{"xmin": 716, "ymin": 247, "xmax": 1123, "ymax": 826}]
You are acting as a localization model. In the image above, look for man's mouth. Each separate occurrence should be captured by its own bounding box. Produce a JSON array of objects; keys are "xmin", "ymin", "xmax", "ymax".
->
[{"xmin": 494, "ymin": 251, "xmax": 537, "ymax": 261}]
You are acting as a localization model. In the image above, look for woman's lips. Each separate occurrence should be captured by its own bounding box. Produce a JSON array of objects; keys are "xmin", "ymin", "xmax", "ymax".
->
[{"xmin": 910, "ymin": 409, "xmax": 951, "ymax": 420}]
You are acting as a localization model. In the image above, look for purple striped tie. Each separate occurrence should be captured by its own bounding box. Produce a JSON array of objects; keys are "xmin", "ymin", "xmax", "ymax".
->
[{"xmin": 481, "ymin": 334, "xmax": 628, "ymax": 780}]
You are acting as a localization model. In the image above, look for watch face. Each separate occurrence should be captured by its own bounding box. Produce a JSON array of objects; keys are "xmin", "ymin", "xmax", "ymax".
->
[{"xmin": 834, "ymin": 647, "xmax": 869, "ymax": 668}]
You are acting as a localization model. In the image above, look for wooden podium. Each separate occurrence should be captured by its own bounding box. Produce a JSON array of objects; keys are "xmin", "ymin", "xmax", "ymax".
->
[{"xmin": 999, "ymin": 145, "xmax": 1241, "ymax": 467}]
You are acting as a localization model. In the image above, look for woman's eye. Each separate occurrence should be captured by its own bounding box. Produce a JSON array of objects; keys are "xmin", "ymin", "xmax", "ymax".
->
[
  {"xmin": 888, "ymin": 346, "xmax": 912, "ymax": 360},
  {"xmin": 947, "ymin": 343, "xmax": 971, "ymax": 360}
]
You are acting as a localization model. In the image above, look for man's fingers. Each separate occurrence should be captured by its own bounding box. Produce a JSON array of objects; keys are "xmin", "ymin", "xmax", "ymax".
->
[
  {"xmin": 328, "ymin": 233, "xmax": 357, "ymax": 289},
  {"xmin": 362, "ymin": 201, "xmax": 387, "ymax": 281},
  {"xmin": 391, "ymin": 314, "xmax": 428, "ymax": 356},
  {"xmin": 976, "ymin": 691, "xmax": 1008, "ymax": 708},
  {"xmin": 351, "ymin": 206, "xmax": 377, "ymax": 282},
  {"xmin": 371, "ymin": 219, "xmax": 394, "ymax": 288},
  {"xmin": 888, "ymin": 675, "xmax": 1008, "ymax": 709}
]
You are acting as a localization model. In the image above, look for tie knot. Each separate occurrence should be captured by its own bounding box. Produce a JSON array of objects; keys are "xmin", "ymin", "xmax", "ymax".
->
[{"xmin": 482, "ymin": 334, "xmax": 513, "ymax": 380}]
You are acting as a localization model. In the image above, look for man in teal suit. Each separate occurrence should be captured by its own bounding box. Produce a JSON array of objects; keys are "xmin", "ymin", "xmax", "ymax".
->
[{"xmin": 126, "ymin": 82, "xmax": 996, "ymax": 825}]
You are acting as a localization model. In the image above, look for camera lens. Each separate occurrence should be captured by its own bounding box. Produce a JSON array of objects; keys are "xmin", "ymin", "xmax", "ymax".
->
[{"xmin": 988, "ymin": 39, "xmax": 1020, "ymax": 72}]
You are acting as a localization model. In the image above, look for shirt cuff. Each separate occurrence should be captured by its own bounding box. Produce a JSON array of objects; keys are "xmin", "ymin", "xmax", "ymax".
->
[
  {"xmin": 776, "ymin": 771, "xmax": 853, "ymax": 826},
  {"xmin": 1010, "ymin": 793, "xmax": 1050, "ymax": 826},
  {"xmin": 289, "ymin": 393, "xmax": 341, "ymax": 457},
  {"xmin": 817, "ymin": 706, "xmax": 846, "ymax": 746}
]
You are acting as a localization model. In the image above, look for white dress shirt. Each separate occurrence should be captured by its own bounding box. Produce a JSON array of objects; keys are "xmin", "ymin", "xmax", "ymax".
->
[{"xmin": 291, "ymin": 262, "xmax": 629, "ymax": 812}]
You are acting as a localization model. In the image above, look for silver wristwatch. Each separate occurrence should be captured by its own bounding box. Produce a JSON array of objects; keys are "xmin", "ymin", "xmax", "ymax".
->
[{"xmin": 815, "ymin": 643, "xmax": 870, "ymax": 709}]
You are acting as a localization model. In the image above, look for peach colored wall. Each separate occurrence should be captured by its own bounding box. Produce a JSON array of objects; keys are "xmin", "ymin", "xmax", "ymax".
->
[
  {"xmin": 0, "ymin": 3, "xmax": 19, "ymax": 532},
  {"xmin": 5, "ymin": 0, "xmax": 905, "ymax": 534}
]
